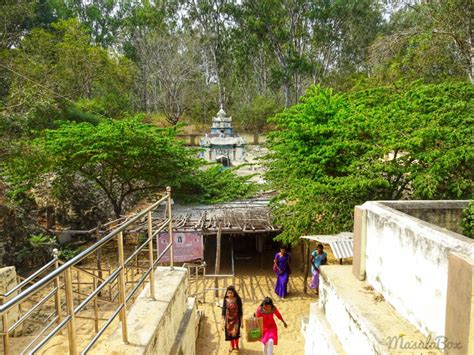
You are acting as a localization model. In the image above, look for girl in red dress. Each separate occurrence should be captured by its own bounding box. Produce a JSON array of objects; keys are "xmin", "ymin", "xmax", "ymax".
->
[
  {"xmin": 255, "ymin": 297, "xmax": 287, "ymax": 355},
  {"xmin": 222, "ymin": 286, "xmax": 243, "ymax": 352}
]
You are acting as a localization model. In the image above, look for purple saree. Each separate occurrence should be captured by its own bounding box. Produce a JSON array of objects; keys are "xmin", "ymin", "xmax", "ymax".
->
[{"xmin": 273, "ymin": 252, "xmax": 290, "ymax": 298}]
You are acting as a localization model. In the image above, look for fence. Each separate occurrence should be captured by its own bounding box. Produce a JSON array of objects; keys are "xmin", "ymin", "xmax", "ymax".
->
[{"xmin": 0, "ymin": 187, "xmax": 174, "ymax": 354}]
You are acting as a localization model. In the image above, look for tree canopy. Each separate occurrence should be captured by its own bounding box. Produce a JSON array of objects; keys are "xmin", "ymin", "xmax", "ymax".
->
[
  {"xmin": 3, "ymin": 117, "xmax": 255, "ymax": 218},
  {"xmin": 265, "ymin": 82, "xmax": 474, "ymax": 244}
]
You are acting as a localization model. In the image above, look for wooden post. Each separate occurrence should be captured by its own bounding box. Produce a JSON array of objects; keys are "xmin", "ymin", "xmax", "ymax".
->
[
  {"xmin": 117, "ymin": 232, "xmax": 129, "ymax": 343},
  {"xmin": 53, "ymin": 249, "xmax": 62, "ymax": 324},
  {"xmin": 300, "ymin": 242, "xmax": 305, "ymax": 272},
  {"xmin": 93, "ymin": 278, "xmax": 99, "ymax": 333},
  {"xmin": 64, "ymin": 268, "xmax": 78, "ymax": 355},
  {"xmin": 1, "ymin": 297, "xmax": 10, "ymax": 355},
  {"xmin": 77, "ymin": 270, "xmax": 81, "ymax": 296},
  {"xmin": 303, "ymin": 240, "xmax": 311, "ymax": 294},
  {"xmin": 230, "ymin": 235, "xmax": 235, "ymax": 286},
  {"xmin": 147, "ymin": 211, "xmax": 155, "ymax": 300},
  {"xmin": 166, "ymin": 186, "xmax": 174, "ymax": 268},
  {"xmin": 214, "ymin": 224, "xmax": 222, "ymax": 298},
  {"xmin": 96, "ymin": 224, "xmax": 103, "ymax": 296}
]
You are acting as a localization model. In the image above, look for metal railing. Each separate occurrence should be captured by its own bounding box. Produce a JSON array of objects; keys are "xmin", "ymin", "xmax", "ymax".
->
[{"xmin": 0, "ymin": 187, "xmax": 174, "ymax": 355}]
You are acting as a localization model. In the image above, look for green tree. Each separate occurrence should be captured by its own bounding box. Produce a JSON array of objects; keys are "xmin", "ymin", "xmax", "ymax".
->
[
  {"xmin": 370, "ymin": 0, "xmax": 473, "ymax": 84},
  {"xmin": 2, "ymin": 18, "xmax": 135, "ymax": 137},
  {"xmin": 4, "ymin": 118, "xmax": 201, "ymax": 217},
  {"xmin": 265, "ymin": 83, "xmax": 474, "ymax": 245},
  {"xmin": 4, "ymin": 117, "xmax": 255, "ymax": 218}
]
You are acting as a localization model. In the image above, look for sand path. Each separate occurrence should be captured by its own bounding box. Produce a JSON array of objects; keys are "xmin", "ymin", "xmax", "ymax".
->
[{"xmin": 194, "ymin": 269, "xmax": 316, "ymax": 355}]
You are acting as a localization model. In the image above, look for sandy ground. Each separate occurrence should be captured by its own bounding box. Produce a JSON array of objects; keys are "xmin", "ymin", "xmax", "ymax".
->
[{"xmin": 194, "ymin": 268, "xmax": 317, "ymax": 355}]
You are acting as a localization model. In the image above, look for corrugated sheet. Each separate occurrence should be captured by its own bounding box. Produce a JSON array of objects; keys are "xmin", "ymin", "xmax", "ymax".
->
[
  {"xmin": 300, "ymin": 232, "xmax": 354, "ymax": 259},
  {"xmin": 329, "ymin": 240, "xmax": 353, "ymax": 259}
]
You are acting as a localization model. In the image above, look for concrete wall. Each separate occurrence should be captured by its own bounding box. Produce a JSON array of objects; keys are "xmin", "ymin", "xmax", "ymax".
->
[
  {"xmin": 177, "ymin": 133, "xmax": 267, "ymax": 146},
  {"xmin": 361, "ymin": 201, "xmax": 474, "ymax": 338},
  {"xmin": 92, "ymin": 267, "xmax": 196, "ymax": 355},
  {"xmin": 445, "ymin": 252, "xmax": 474, "ymax": 355},
  {"xmin": 380, "ymin": 200, "xmax": 469, "ymax": 235}
]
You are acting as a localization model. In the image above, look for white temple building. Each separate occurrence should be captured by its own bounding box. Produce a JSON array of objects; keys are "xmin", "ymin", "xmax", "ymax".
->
[{"xmin": 199, "ymin": 107, "xmax": 246, "ymax": 166}]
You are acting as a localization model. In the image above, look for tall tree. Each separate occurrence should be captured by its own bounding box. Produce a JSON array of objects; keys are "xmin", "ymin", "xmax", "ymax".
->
[
  {"xmin": 372, "ymin": 0, "xmax": 473, "ymax": 83},
  {"xmin": 2, "ymin": 18, "xmax": 135, "ymax": 136},
  {"xmin": 135, "ymin": 33, "xmax": 200, "ymax": 124},
  {"xmin": 182, "ymin": 0, "xmax": 236, "ymax": 108}
]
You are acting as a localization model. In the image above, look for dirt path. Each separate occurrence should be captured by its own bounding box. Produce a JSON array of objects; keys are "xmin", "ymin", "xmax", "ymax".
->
[{"xmin": 194, "ymin": 269, "xmax": 316, "ymax": 355}]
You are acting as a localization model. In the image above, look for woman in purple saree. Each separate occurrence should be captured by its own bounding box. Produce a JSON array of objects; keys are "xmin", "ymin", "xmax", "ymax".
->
[{"xmin": 273, "ymin": 246, "xmax": 291, "ymax": 299}]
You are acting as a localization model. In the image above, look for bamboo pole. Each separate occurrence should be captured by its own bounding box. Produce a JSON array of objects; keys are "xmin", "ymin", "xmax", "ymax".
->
[
  {"xmin": 166, "ymin": 187, "xmax": 174, "ymax": 268},
  {"xmin": 117, "ymin": 232, "xmax": 129, "ymax": 343},
  {"xmin": 53, "ymin": 249, "xmax": 62, "ymax": 325},
  {"xmin": 303, "ymin": 240, "xmax": 311, "ymax": 294},
  {"xmin": 147, "ymin": 211, "xmax": 155, "ymax": 300},
  {"xmin": 64, "ymin": 268, "xmax": 78, "ymax": 355},
  {"xmin": 93, "ymin": 278, "xmax": 99, "ymax": 333},
  {"xmin": 1, "ymin": 297, "xmax": 10, "ymax": 355}
]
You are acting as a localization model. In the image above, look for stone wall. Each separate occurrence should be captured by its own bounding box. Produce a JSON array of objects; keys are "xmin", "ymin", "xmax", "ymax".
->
[
  {"xmin": 360, "ymin": 201, "xmax": 474, "ymax": 338},
  {"xmin": 0, "ymin": 266, "xmax": 21, "ymax": 348}
]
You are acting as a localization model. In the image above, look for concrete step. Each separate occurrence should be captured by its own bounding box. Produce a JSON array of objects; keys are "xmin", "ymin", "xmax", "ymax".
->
[{"xmin": 317, "ymin": 265, "xmax": 442, "ymax": 355}]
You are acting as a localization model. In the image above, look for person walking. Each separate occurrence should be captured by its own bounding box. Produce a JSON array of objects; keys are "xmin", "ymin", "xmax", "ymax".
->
[
  {"xmin": 222, "ymin": 285, "xmax": 243, "ymax": 352},
  {"xmin": 256, "ymin": 297, "xmax": 287, "ymax": 355},
  {"xmin": 310, "ymin": 243, "xmax": 327, "ymax": 295},
  {"xmin": 273, "ymin": 245, "xmax": 291, "ymax": 299}
]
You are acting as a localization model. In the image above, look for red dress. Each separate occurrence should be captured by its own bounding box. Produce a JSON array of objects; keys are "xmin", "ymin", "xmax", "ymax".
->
[{"xmin": 255, "ymin": 305, "xmax": 283, "ymax": 345}]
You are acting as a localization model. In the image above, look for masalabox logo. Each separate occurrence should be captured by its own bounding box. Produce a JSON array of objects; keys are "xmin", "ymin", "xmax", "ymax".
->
[{"xmin": 386, "ymin": 335, "xmax": 462, "ymax": 351}]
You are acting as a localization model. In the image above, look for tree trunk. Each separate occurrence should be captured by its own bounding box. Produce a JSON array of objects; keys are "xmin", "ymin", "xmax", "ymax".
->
[
  {"xmin": 283, "ymin": 80, "xmax": 290, "ymax": 107},
  {"xmin": 470, "ymin": 10, "xmax": 474, "ymax": 83}
]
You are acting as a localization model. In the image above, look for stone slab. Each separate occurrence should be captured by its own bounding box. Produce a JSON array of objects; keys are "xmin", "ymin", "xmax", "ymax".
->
[{"xmin": 91, "ymin": 267, "xmax": 191, "ymax": 355}]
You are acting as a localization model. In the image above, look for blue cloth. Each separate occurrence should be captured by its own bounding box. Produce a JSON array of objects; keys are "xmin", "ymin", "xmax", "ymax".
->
[{"xmin": 311, "ymin": 251, "xmax": 327, "ymax": 273}]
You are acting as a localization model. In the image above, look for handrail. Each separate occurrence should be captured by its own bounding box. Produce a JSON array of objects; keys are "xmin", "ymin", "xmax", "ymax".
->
[
  {"xmin": 0, "ymin": 192, "xmax": 170, "ymax": 315},
  {"xmin": 1, "ymin": 188, "xmax": 175, "ymax": 355},
  {"xmin": 1, "ymin": 259, "xmax": 57, "ymax": 298}
]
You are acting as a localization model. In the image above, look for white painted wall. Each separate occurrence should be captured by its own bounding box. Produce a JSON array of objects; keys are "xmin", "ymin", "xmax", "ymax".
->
[{"xmin": 363, "ymin": 202, "xmax": 474, "ymax": 338}]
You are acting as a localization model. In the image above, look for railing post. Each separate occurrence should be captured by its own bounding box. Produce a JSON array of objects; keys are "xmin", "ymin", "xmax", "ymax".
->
[
  {"xmin": 117, "ymin": 232, "xmax": 129, "ymax": 343},
  {"xmin": 166, "ymin": 186, "xmax": 174, "ymax": 268},
  {"xmin": 93, "ymin": 278, "xmax": 99, "ymax": 333},
  {"xmin": 147, "ymin": 211, "xmax": 155, "ymax": 300},
  {"xmin": 52, "ymin": 249, "xmax": 62, "ymax": 325},
  {"xmin": 64, "ymin": 268, "xmax": 78, "ymax": 355},
  {"xmin": 1, "ymin": 297, "xmax": 10, "ymax": 355}
]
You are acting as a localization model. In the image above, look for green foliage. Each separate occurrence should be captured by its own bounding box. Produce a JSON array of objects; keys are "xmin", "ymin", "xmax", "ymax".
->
[
  {"xmin": 461, "ymin": 201, "xmax": 474, "ymax": 239},
  {"xmin": 2, "ymin": 18, "xmax": 135, "ymax": 137},
  {"xmin": 266, "ymin": 83, "xmax": 474, "ymax": 245},
  {"xmin": 3, "ymin": 117, "xmax": 256, "ymax": 218},
  {"xmin": 58, "ymin": 245, "xmax": 84, "ymax": 261},
  {"xmin": 235, "ymin": 96, "xmax": 282, "ymax": 133},
  {"xmin": 188, "ymin": 166, "xmax": 257, "ymax": 204},
  {"xmin": 16, "ymin": 234, "xmax": 58, "ymax": 267},
  {"xmin": 369, "ymin": 0, "xmax": 472, "ymax": 84}
]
